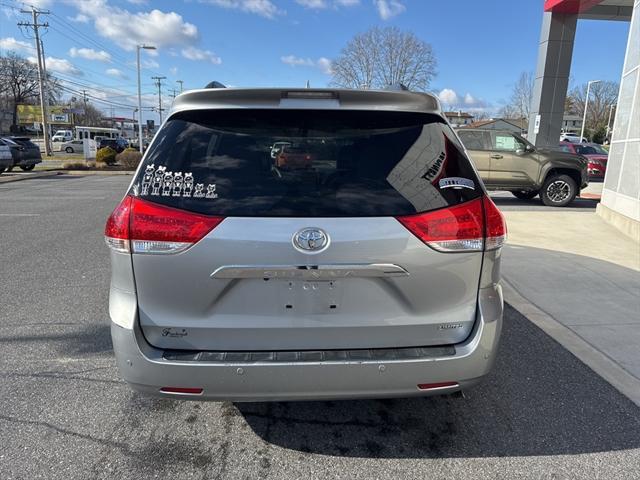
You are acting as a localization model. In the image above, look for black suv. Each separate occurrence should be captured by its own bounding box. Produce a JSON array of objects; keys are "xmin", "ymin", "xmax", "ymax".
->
[{"xmin": 98, "ymin": 137, "xmax": 128, "ymax": 153}]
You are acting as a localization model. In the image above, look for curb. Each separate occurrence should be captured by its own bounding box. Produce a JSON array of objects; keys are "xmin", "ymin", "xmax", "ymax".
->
[
  {"xmin": 0, "ymin": 171, "xmax": 61, "ymax": 184},
  {"xmin": 502, "ymin": 278, "xmax": 640, "ymax": 408},
  {"xmin": 62, "ymin": 170, "xmax": 134, "ymax": 176}
]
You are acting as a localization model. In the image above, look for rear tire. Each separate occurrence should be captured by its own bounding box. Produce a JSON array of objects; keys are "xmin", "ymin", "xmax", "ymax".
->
[
  {"xmin": 65, "ymin": 147, "xmax": 73, "ymax": 153},
  {"xmin": 540, "ymin": 174, "xmax": 577, "ymax": 207},
  {"xmin": 511, "ymin": 190, "xmax": 539, "ymax": 200},
  {"xmin": 20, "ymin": 164, "xmax": 35, "ymax": 171}
]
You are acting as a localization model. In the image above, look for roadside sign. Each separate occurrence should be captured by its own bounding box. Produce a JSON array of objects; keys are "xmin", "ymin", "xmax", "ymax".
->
[
  {"xmin": 83, "ymin": 138, "xmax": 97, "ymax": 160},
  {"xmin": 534, "ymin": 114, "xmax": 541, "ymax": 134}
]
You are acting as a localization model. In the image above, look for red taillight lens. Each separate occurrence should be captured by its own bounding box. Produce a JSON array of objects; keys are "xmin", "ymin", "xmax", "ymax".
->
[
  {"xmin": 104, "ymin": 196, "xmax": 132, "ymax": 253},
  {"xmin": 396, "ymin": 197, "xmax": 484, "ymax": 252},
  {"xmin": 396, "ymin": 196, "xmax": 506, "ymax": 252},
  {"xmin": 104, "ymin": 196, "xmax": 224, "ymax": 254},
  {"xmin": 483, "ymin": 196, "xmax": 507, "ymax": 250}
]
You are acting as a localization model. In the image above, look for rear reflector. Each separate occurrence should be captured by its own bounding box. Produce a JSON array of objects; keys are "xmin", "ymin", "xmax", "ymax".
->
[
  {"xmin": 160, "ymin": 387, "xmax": 204, "ymax": 395},
  {"xmin": 396, "ymin": 196, "xmax": 507, "ymax": 253},
  {"xmin": 105, "ymin": 196, "xmax": 224, "ymax": 254},
  {"xmin": 417, "ymin": 382, "xmax": 459, "ymax": 390}
]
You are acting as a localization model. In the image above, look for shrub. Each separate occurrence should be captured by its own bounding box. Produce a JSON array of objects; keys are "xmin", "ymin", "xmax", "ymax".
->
[
  {"xmin": 62, "ymin": 160, "xmax": 90, "ymax": 170},
  {"xmin": 116, "ymin": 148, "xmax": 143, "ymax": 170},
  {"xmin": 96, "ymin": 146, "xmax": 117, "ymax": 165}
]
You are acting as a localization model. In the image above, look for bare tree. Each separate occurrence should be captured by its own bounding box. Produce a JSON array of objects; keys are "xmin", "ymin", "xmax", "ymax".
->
[
  {"xmin": 69, "ymin": 98, "xmax": 104, "ymax": 126},
  {"xmin": 499, "ymin": 71, "xmax": 533, "ymax": 122},
  {"xmin": 567, "ymin": 80, "xmax": 618, "ymax": 135},
  {"xmin": 330, "ymin": 27, "xmax": 437, "ymax": 91},
  {"xmin": 0, "ymin": 52, "xmax": 62, "ymax": 126}
]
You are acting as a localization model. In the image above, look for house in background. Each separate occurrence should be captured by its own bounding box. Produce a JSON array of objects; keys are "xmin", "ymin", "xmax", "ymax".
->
[
  {"xmin": 462, "ymin": 118, "xmax": 528, "ymax": 135},
  {"xmin": 561, "ymin": 114, "xmax": 583, "ymax": 134},
  {"xmin": 444, "ymin": 111, "xmax": 474, "ymax": 127}
]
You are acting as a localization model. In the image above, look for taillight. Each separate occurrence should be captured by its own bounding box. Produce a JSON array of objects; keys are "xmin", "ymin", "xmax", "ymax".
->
[
  {"xmin": 104, "ymin": 196, "xmax": 132, "ymax": 253},
  {"xmin": 396, "ymin": 196, "xmax": 506, "ymax": 252},
  {"xmin": 483, "ymin": 196, "xmax": 507, "ymax": 250},
  {"xmin": 104, "ymin": 196, "xmax": 224, "ymax": 254},
  {"xmin": 396, "ymin": 197, "xmax": 484, "ymax": 252}
]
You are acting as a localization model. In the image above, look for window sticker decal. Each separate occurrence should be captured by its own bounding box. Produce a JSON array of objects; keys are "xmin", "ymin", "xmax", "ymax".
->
[
  {"xmin": 439, "ymin": 177, "xmax": 475, "ymax": 190},
  {"xmin": 136, "ymin": 165, "xmax": 217, "ymax": 199}
]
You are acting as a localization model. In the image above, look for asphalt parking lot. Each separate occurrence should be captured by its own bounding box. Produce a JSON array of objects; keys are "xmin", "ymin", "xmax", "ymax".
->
[{"xmin": 1, "ymin": 175, "xmax": 639, "ymax": 479}]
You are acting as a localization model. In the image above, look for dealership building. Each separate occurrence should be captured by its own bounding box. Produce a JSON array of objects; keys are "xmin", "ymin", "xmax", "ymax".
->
[{"xmin": 529, "ymin": 0, "xmax": 639, "ymax": 237}]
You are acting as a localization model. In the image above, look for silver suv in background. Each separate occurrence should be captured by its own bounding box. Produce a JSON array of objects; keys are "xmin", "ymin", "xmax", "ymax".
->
[{"xmin": 105, "ymin": 87, "xmax": 506, "ymax": 402}]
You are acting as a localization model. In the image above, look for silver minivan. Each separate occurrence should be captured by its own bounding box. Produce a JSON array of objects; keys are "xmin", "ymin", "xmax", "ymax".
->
[{"xmin": 105, "ymin": 87, "xmax": 506, "ymax": 401}]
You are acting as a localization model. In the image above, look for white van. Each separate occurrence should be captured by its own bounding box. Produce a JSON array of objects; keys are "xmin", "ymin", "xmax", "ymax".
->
[{"xmin": 52, "ymin": 130, "xmax": 73, "ymax": 143}]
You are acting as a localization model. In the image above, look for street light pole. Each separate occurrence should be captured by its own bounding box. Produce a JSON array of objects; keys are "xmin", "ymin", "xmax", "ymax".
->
[
  {"xmin": 606, "ymin": 104, "xmax": 616, "ymax": 140},
  {"xmin": 580, "ymin": 80, "xmax": 601, "ymax": 143},
  {"xmin": 136, "ymin": 44, "xmax": 156, "ymax": 153}
]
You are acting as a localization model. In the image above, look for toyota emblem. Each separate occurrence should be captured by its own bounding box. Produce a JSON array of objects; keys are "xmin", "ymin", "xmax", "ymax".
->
[{"xmin": 293, "ymin": 227, "xmax": 329, "ymax": 253}]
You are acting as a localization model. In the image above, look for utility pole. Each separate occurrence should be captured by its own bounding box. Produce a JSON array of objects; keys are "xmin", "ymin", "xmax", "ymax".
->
[
  {"xmin": 177, "ymin": 80, "xmax": 184, "ymax": 93},
  {"xmin": 151, "ymin": 76, "xmax": 166, "ymax": 124},
  {"xmin": 81, "ymin": 90, "xmax": 88, "ymax": 110},
  {"xmin": 18, "ymin": 7, "xmax": 51, "ymax": 156}
]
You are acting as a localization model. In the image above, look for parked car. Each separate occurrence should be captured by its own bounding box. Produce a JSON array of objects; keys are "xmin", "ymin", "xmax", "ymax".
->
[
  {"xmin": 0, "ymin": 137, "xmax": 42, "ymax": 171},
  {"xmin": 105, "ymin": 87, "xmax": 506, "ymax": 402},
  {"xmin": 558, "ymin": 141, "xmax": 608, "ymax": 179},
  {"xmin": 457, "ymin": 129, "xmax": 588, "ymax": 207},
  {"xmin": 51, "ymin": 130, "xmax": 73, "ymax": 143},
  {"xmin": 0, "ymin": 143, "xmax": 13, "ymax": 174},
  {"xmin": 60, "ymin": 139, "xmax": 85, "ymax": 154},
  {"xmin": 559, "ymin": 133, "xmax": 587, "ymax": 143},
  {"xmin": 98, "ymin": 137, "xmax": 128, "ymax": 153}
]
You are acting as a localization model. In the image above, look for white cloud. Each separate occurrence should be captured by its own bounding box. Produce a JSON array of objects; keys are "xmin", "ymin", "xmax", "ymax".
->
[
  {"xmin": 201, "ymin": 0, "xmax": 282, "ymax": 19},
  {"xmin": 296, "ymin": 0, "xmax": 327, "ymax": 8},
  {"xmin": 106, "ymin": 68, "xmax": 127, "ymax": 79},
  {"xmin": 169, "ymin": 66, "xmax": 178, "ymax": 75},
  {"xmin": 438, "ymin": 88, "xmax": 459, "ymax": 106},
  {"xmin": 281, "ymin": 55, "xmax": 332, "ymax": 75},
  {"xmin": 464, "ymin": 93, "xmax": 475, "ymax": 105},
  {"xmin": 374, "ymin": 0, "xmax": 405, "ymax": 20},
  {"xmin": 181, "ymin": 46, "xmax": 222, "ymax": 64},
  {"xmin": 127, "ymin": 0, "xmax": 148, "ymax": 4},
  {"xmin": 141, "ymin": 58, "xmax": 160, "ymax": 69},
  {"xmin": 316, "ymin": 57, "xmax": 333, "ymax": 75},
  {"xmin": 28, "ymin": 56, "xmax": 83, "ymax": 76},
  {"xmin": 0, "ymin": 37, "xmax": 33, "ymax": 53},
  {"xmin": 296, "ymin": 0, "xmax": 359, "ymax": 8},
  {"xmin": 69, "ymin": 47, "xmax": 111, "ymax": 62},
  {"xmin": 68, "ymin": 1, "xmax": 199, "ymax": 51},
  {"xmin": 68, "ymin": 13, "xmax": 90, "ymax": 23},
  {"xmin": 281, "ymin": 55, "xmax": 315, "ymax": 67}
]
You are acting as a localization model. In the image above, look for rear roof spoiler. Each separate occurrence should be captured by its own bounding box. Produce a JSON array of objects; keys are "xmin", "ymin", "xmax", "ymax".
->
[{"xmin": 169, "ymin": 88, "xmax": 441, "ymax": 115}]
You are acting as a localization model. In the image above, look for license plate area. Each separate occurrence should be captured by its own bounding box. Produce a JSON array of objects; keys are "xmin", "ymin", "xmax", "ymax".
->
[{"xmin": 278, "ymin": 279, "xmax": 344, "ymax": 313}]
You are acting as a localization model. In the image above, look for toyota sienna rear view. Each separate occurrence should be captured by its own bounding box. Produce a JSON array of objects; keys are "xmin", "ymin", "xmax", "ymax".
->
[{"xmin": 105, "ymin": 87, "xmax": 506, "ymax": 401}]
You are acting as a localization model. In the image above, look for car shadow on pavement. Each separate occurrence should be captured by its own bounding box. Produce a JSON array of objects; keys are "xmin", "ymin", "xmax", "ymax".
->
[
  {"xmin": 236, "ymin": 304, "xmax": 640, "ymax": 458},
  {"xmin": 491, "ymin": 195, "xmax": 599, "ymax": 210}
]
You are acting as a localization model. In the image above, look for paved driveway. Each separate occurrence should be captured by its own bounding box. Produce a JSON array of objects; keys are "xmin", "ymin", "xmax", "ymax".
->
[{"xmin": 1, "ymin": 176, "xmax": 639, "ymax": 479}]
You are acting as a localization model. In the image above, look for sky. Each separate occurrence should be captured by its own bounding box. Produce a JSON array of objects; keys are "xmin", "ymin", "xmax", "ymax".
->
[{"xmin": 0, "ymin": 0, "xmax": 631, "ymax": 123}]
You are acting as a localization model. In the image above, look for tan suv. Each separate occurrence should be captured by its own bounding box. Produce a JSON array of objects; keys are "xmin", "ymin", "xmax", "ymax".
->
[{"xmin": 457, "ymin": 129, "xmax": 588, "ymax": 207}]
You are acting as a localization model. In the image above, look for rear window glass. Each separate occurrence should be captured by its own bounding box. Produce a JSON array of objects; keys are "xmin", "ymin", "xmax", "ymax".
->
[{"xmin": 131, "ymin": 109, "xmax": 481, "ymax": 217}]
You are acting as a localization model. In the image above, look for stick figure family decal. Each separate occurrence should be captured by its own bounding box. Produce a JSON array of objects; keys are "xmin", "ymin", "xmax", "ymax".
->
[{"xmin": 139, "ymin": 164, "xmax": 217, "ymax": 199}]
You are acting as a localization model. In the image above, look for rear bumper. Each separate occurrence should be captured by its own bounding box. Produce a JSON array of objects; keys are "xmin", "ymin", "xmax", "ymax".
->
[{"xmin": 111, "ymin": 284, "xmax": 503, "ymax": 402}]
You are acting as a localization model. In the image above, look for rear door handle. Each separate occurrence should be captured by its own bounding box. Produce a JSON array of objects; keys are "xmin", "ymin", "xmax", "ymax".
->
[{"xmin": 490, "ymin": 154, "xmax": 503, "ymax": 159}]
